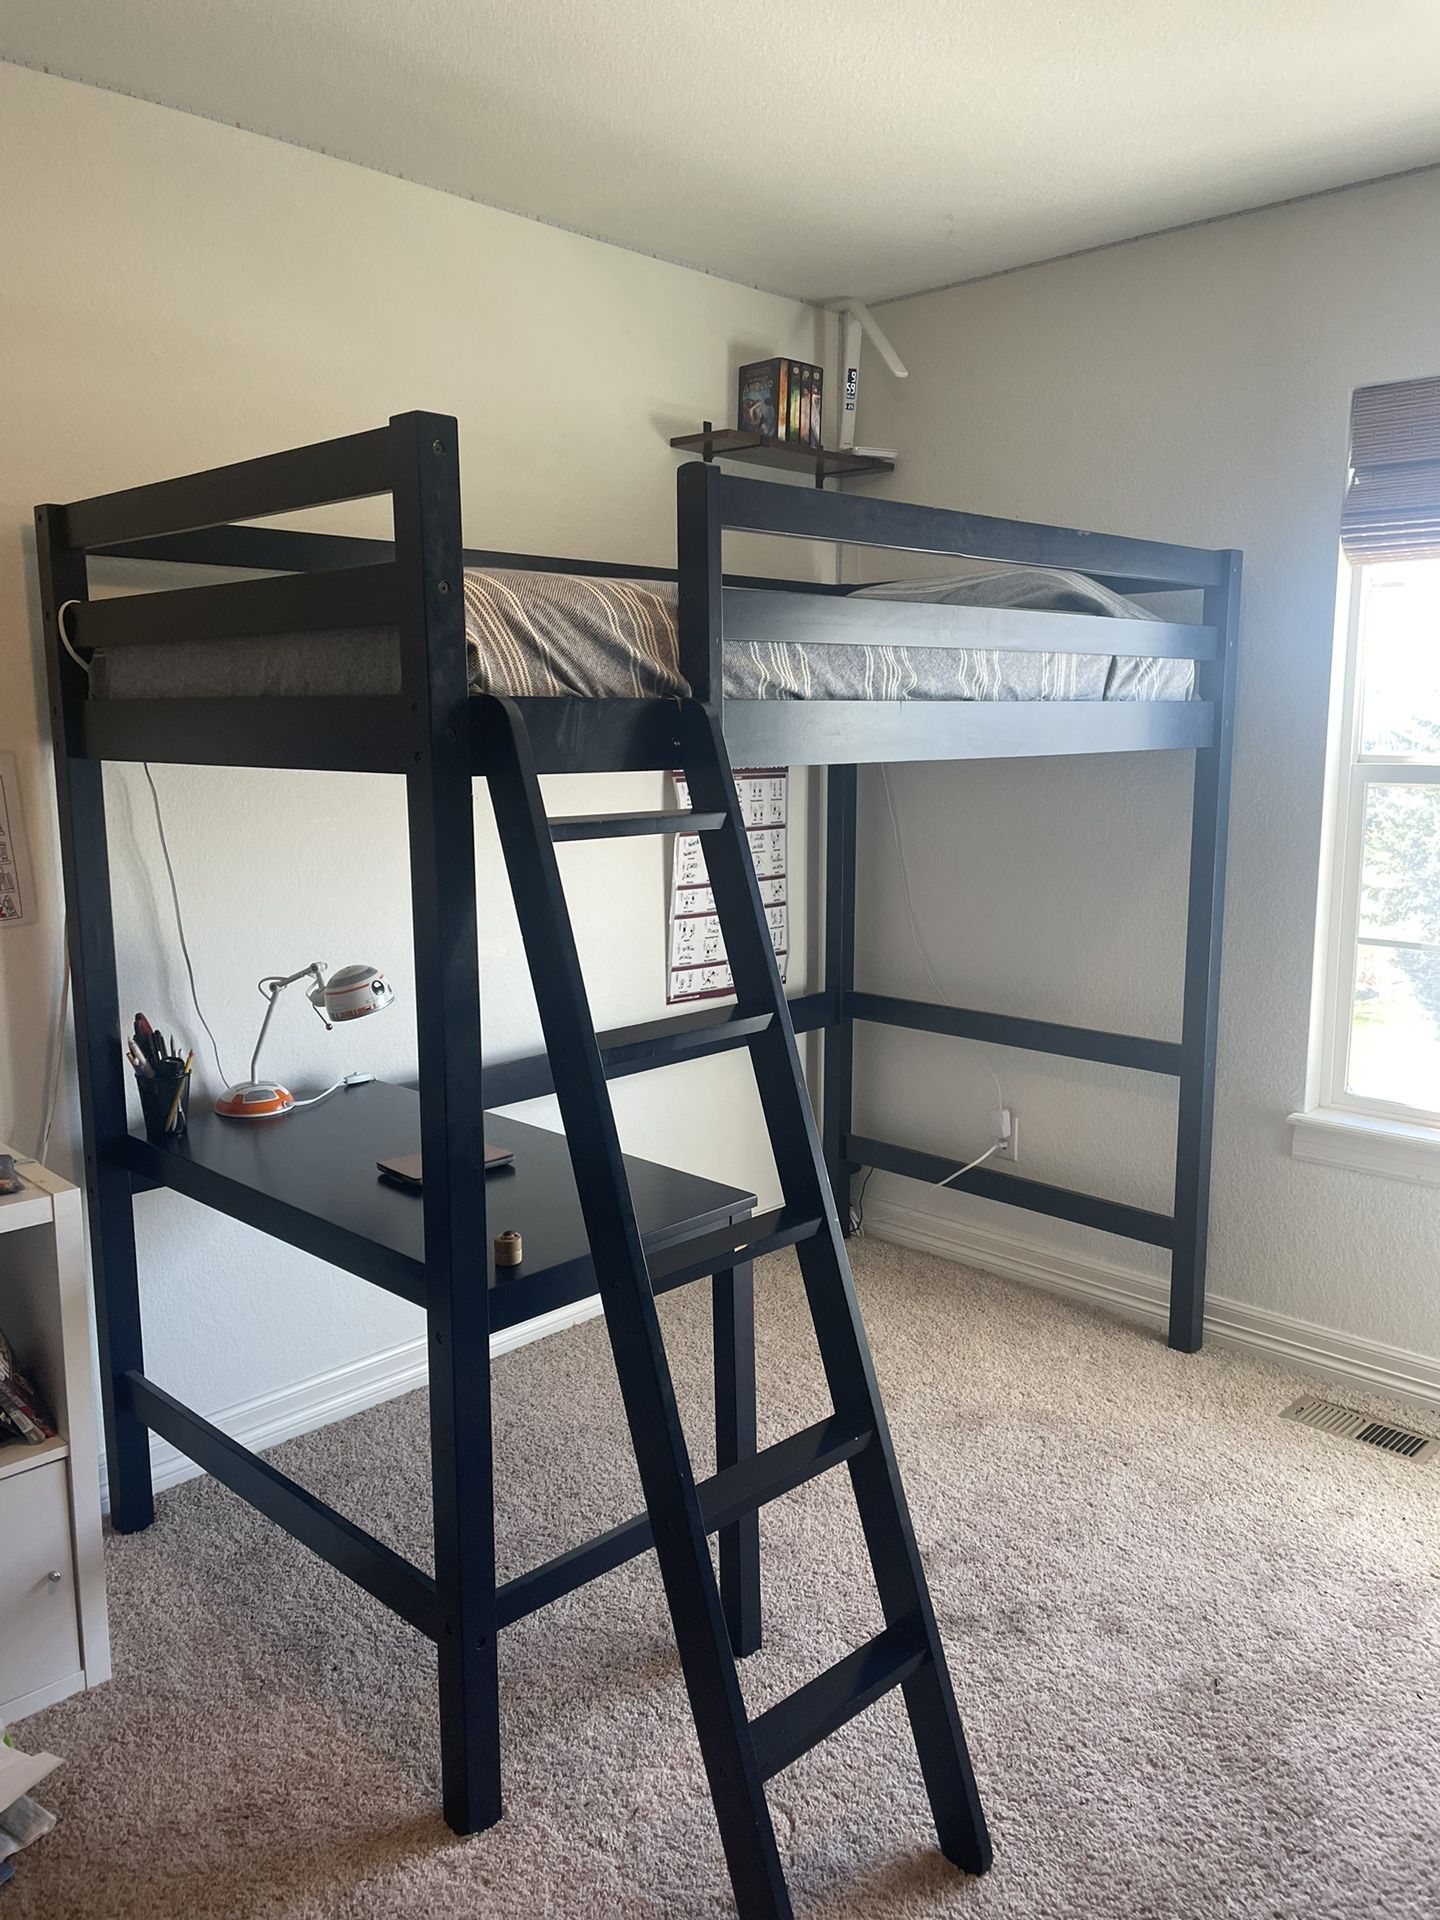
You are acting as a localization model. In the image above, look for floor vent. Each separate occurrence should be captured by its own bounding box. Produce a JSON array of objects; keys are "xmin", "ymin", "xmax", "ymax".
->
[{"xmin": 1282, "ymin": 1395, "xmax": 1439, "ymax": 1463}]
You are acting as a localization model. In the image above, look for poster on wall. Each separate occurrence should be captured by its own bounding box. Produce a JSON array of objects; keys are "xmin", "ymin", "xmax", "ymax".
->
[
  {"xmin": 666, "ymin": 767, "xmax": 787, "ymax": 1005},
  {"xmin": 0, "ymin": 752, "xmax": 34, "ymax": 928}
]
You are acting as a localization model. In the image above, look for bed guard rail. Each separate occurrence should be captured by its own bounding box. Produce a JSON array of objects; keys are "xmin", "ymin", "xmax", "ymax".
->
[{"xmin": 674, "ymin": 460, "xmax": 1231, "ymax": 709}]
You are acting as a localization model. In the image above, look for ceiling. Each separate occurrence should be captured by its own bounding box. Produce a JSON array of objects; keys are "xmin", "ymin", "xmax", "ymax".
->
[{"xmin": 6, "ymin": 0, "xmax": 1440, "ymax": 303}]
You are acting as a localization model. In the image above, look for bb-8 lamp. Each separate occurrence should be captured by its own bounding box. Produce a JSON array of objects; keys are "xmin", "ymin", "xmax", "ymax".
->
[{"xmin": 214, "ymin": 961, "xmax": 394, "ymax": 1120}]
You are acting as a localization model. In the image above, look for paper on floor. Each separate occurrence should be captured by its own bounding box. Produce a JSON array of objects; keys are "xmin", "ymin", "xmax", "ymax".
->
[{"xmin": 0, "ymin": 1743, "xmax": 59, "ymax": 1813}]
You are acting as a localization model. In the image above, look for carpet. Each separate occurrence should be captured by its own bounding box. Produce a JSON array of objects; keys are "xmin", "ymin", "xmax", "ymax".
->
[{"xmin": 9, "ymin": 1238, "xmax": 1439, "ymax": 1919}]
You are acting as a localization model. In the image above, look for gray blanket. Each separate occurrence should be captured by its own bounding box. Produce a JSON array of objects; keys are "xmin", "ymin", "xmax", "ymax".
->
[
  {"xmin": 92, "ymin": 564, "xmax": 1193, "ymax": 704},
  {"xmin": 847, "ymin": 568, "xmax": 1184, "ymax": 701}
]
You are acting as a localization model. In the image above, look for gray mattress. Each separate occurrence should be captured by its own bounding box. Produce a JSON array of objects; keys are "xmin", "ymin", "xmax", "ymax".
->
[{"xmin": 91, "ymin": 564, "xmax": 1194, "ymax": 705}]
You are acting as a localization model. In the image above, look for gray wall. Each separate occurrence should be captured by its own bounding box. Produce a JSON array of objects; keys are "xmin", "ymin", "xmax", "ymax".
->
[{"xmin": 854, "ymin": 169, "xmax": 1440, "ymax": 1360}]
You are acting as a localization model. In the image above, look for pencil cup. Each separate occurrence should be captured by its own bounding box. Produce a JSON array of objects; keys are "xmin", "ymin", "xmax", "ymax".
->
[{"xmin": 139, "ymin": 1069, "xmax": 190, "ymax": 1144}]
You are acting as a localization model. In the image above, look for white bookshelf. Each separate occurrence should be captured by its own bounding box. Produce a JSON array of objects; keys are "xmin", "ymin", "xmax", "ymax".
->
[{"xmin": 0, "ymin": 1148, "xmax": 109, "ymax": 1722}]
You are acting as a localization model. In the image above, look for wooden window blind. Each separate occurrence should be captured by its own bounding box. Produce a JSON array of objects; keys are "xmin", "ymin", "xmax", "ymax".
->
[{"xmin": 1343, "ymin": 376, "xmax": 1440, "ymax": 563}]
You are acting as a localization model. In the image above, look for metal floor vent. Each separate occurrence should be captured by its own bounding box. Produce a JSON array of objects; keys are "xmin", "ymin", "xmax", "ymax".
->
[{"xmin": 1282, "ymin": 1395, "xmax": 1439, "ymax": 1463}]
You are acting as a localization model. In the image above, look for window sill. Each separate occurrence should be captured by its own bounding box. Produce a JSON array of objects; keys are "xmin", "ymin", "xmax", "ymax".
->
[{"xmin": 1288, "ymin": 1106, "xmax": 1440, "ymax": 1186}]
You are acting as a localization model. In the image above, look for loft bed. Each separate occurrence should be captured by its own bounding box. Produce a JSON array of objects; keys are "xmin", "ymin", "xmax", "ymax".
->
[
  {"xmin": 49, "ymin": 415, "xmax": 1238, "ymax": 1349},
  {"xmin": 35, "ymin": 412, "xmax": 1238, "ymax": 1904}
]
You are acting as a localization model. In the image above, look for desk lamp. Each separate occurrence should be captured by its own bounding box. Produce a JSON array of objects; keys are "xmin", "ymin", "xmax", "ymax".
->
[{"xmin": 214, "ymin": 961, "xmax": 394, "ymax": 1120}]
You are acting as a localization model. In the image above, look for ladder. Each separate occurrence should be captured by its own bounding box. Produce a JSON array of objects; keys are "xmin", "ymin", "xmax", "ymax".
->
[{"xmin": 481, "ymin": 694, "xmax": 991, "ymax": 1919}]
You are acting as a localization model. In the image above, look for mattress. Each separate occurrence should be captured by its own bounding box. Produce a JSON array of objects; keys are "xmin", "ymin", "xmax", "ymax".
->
[{"xmin": 90, "ymin": 565, "xmax": 1195, "ymax": 704}]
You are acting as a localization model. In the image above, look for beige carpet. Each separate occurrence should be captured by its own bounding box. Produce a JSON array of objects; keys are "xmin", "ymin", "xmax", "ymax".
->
[{"xmin": 10, "ymin": 1238, "xmax": 1440, "ymax": 1920}]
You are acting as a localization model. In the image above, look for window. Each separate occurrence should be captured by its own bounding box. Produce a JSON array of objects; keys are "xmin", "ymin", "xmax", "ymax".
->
[
  {"xmin": 1324, "ymin": 559, "xmax": 1440, "ymax": 1125},
  {"xmin": 1298, "ymin": 376, "xmax": 1440, "ymax": 1172}
]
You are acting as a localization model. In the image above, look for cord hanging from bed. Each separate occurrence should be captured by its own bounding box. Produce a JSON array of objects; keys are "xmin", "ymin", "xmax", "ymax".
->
[
  {"xmin": 35, "ymin": 925, "xmax": 70, "ymax": 1164},
  {"xmin": 56, "ymin": 599, "xmax": 89, "ymax": 678},
  {"xmin": 142, "ymin": 763, "xmax": 231, "ymax": 1088}
]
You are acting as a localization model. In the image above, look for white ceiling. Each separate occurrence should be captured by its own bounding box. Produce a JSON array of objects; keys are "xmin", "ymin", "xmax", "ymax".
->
[{"xmin": 6, "ymin": 0, "xmax": 1440, "ymax": 303}]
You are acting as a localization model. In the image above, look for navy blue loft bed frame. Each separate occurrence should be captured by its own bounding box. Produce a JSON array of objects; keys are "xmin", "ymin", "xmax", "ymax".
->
[
  {"xmin": 35, "ymin": 412, "xmax": 1238, "ymax": 1879},
  {"xmin": 44, "ymin": 416, "xmax": 1239, "ymax": 1350}
]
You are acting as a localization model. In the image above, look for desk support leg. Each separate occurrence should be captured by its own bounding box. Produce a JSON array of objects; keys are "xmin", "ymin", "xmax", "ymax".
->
[{"xmin": 713, "ymin": 1248, "xmax": 761, "ymax": 1657}]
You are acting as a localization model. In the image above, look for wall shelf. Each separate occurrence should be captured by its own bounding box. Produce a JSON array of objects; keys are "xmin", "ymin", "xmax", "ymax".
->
[{"xmin": 670, "ymin": 422, "xmax": 894, "ymax": 488}]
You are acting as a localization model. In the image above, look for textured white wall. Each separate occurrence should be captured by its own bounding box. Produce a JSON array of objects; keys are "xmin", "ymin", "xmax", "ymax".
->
[
  {"xmin": 855, "ymin": 170, "xmax": 1440, "ymax": 1358},
  {"xmin": 0, "ymin": 65, "xmax": 823, "ymax": 1416}
]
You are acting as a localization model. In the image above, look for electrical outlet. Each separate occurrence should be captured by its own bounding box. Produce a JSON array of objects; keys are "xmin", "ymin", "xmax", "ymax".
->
[{"xmin": 990, "ymin": 1108, "xmax": 1018, "ymax": 1167}]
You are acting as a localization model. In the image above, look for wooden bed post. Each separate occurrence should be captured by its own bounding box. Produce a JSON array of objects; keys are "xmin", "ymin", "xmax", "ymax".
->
[
  {"xmin": 1170, "ymin": 550, "xmax": 1242, "ymax": 1352},
  {"xmin": 389, "ymin": 412, "xmax": 500, "ymax": 1833},
  {"xmin": 823, "ymin": 765, "xmax": 858, "ymax": 1226},
  {"xmin": 35, "ymin": 508, "xmax": 157, "ymax": 1535}
]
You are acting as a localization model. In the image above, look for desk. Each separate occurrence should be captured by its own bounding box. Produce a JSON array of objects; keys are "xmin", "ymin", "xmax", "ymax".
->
[{"xmin": 122, "ymin": 1081, "xmax": 763, "ymax": 1651}]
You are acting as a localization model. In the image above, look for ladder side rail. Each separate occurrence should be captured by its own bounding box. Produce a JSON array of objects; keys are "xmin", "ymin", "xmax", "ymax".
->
[
  {"xmin": 478, "ymin": 694, "xmax": 794, "ymax": 1920},
  {"xmin": 678, "ymin": 700, "xmax": 992, "ymax": 1874}
]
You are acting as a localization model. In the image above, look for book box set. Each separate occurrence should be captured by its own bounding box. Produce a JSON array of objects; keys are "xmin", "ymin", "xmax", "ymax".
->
[{"xmin": 737, "ymin": 358, "xmax": 824, "ymax": 448}]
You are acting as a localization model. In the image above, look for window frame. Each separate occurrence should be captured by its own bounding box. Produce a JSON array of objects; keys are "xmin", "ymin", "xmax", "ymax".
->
[{"xmin": 1319, "ymin": 560, "xmax": 1440, "ymax": 1131}]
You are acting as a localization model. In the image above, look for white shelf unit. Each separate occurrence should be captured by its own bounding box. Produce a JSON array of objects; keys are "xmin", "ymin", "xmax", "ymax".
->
[{"xmin": 0, "ymin": 1149, "xmax": 110, "ymax": 1722}]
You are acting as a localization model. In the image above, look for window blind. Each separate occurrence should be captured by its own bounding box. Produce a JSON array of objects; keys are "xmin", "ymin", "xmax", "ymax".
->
[{"xmin": 1343, "ymin": 376, "xmax": 1440, "ymax": 563}]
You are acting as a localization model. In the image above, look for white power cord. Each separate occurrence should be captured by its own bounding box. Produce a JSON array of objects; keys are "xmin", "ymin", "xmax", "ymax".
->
[
  {"xmin": 36, "ymin": 930, "xmax": 71, "ymax": 1163},
  {"xmin": 142, "ymin": 763, "xmax": 231, "ymax": 1088},
  {"xmin": 31, "ymin": 614, "xmax": 82, "ymax": 1162},
  {"xmin": 41, "ymin": 620, "xmax": 362, "ymax": 1135},
  {"xmin": 56, "ymin": 600, "xmax": 89, "ymax": 679},
  {"xmin": 59, "ymin": 605, "xmax": 229, "ymax": 1085},
  {"xmin": 852, "ymin": 1138, "xmax": 1004, "ymax": 1234},
  {"xmin": 289, "ymin": 1072, "xmax": 376, "ymax": 1110},
  {"xmin": 32, "ymin": 601, "xmax": 85, "ymax": 1164},
  {"xmin": 935, "ymin": 1141, "xmax": 1002, "ymax": 1190}
]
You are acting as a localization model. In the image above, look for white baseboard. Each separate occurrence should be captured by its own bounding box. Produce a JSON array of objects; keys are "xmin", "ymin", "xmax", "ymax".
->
[
  {"xmin": 99, "ymin": 1295, "xmax": 603, "ymax": 1511},
  {"xmin": 862, "ymin": 1198, "xmax": 1440, "ymax": 1416}
]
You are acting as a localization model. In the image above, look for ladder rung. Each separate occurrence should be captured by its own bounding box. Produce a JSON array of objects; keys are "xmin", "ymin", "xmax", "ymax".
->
[
  {"xmin": 647, "ymin": 1205, "xmax": 823, "ymax": 1295},
  {"xmin": 597, "ymin": 1007, "xmax": 774, "ymax": 1079},
  {"xmin": 701, "ymin": 1411, "xmax": 872, "ymax": 1536},
  {"xmin": 496, "ymin": 1413, "xmax": 871, "ymax": 1628},
  {"xmin": 549, "ymin": 810, "xmax": 726, "ymax": 842},
  {"xmin": 749, "ymin": 1617, "xmax": 931, "ymax": 1782}
]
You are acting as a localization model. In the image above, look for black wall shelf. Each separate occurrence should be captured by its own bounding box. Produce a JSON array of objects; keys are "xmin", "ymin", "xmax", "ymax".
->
[{"xmin": 670, "ymin": 422, "xmax": 894, "ymax": 488}]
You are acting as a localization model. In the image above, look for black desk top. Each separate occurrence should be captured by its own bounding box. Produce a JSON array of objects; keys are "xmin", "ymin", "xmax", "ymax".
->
[{"xmin": 125, "ymin": 1081, "xmax": 754, "ymax": 1332}]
